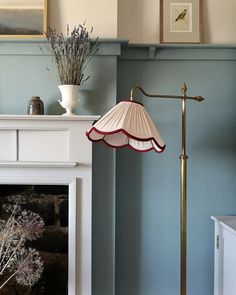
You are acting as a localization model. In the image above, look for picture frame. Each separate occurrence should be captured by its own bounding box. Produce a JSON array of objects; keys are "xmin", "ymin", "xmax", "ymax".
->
[
  {"xmin": 160, "ymin": 0, "xmax": 201, "ymax": 44},
  {"xmin": 0, "ymin": 0, "xmax": 47, "ymax": 38}
]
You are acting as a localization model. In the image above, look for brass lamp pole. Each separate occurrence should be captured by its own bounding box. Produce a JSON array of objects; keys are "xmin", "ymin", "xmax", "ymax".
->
[
  {"xmin": 130, "ymin": 83, "xmax": 204, "ymax": 295},
  {"xmin": 86, "ymin": 82, "xmax": 204, "ymax": 295}
]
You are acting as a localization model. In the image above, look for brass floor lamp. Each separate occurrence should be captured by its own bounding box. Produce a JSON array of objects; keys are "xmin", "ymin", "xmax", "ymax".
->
[{"xmin": 86, "ymin": 83, "xmax": 204, "ymax": 295}]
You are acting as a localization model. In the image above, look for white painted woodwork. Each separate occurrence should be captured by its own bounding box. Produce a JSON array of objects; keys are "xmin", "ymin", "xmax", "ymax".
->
[
  {"xmin": 18, "ymin": 130, "xmax": 69, "ymax": 162},
  {"xmin": 0, "ymin": 129, "xmax": 17, "ymax": 161},
  {"xmin": 212, "ymin": 216, "xmax": 236, "ymax": 295},
  {"xmin": 0, "ymin": 115, "xmax": 99, "ymax": 295}
]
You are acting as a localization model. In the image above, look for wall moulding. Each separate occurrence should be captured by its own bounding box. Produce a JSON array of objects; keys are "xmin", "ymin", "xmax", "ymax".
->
[
  {"xmin": 0, "ymin": 39, "xmax": 126, "ymax": 56},
  {"xmin": 0, "ymin": 38, "xmax": 235, "ymax": 60},
  {"xmin": 119, "ymin": 45, "xmax": 236, "ymax": 61}
]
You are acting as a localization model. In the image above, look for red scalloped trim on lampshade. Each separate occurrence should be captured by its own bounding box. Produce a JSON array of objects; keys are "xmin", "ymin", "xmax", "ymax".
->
[
  {"xmin": 86, "ymin": 127, "xmax": 166, "ymax": 153},
  {"xmin": 86, "ymin": 100, "xmax": 166, "ymax": 153}
]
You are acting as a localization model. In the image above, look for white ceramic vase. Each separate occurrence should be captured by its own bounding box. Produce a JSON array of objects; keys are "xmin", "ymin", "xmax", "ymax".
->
[{"xmin": 58, "ymin": 85, "xmax": 80, "ymax": 116}]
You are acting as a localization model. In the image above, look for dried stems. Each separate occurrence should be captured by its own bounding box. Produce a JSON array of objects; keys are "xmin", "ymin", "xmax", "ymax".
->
[
  {"xmin": 0, "ymin": 197, "xmax": 44, "ymax": 290},
  {"xmin": 46, "ymin": 23, "xmax": 98, "ymax": 85}
]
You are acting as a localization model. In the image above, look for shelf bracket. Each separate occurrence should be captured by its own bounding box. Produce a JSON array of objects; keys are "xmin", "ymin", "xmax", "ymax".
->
[{"xmin": 148, "ymin": 46, "xmax": 156, "ymax": 59}]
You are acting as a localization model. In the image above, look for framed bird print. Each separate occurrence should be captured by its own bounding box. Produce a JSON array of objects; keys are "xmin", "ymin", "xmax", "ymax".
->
[{"xmin": 160, "ymin": 0, "xmax": 202, "ymax": 43}]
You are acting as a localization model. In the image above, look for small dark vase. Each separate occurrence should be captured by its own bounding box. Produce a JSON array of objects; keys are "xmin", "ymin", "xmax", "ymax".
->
[{"xmin": 27, "ymin": 96, "xmax": 44, "ymax": 115}]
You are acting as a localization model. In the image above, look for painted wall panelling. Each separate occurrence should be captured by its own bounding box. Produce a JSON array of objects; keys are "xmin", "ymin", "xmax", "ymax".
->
[
  {"xmin": 0, "ymin": 40, "xmax": 120, "ymax": 116},
  {"xmin": 116, "ymin": 45, "xmax": 236, "ymax": 295},
  {"xmin": 0, "ymin": 39, "xmax": 119, "ymax": 295},
  {"xmin": 0, "ymin": 40, "xmax": 236, "ymax": 295}
]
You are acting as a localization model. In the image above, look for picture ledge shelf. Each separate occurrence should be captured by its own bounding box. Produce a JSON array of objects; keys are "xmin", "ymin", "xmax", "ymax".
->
[
  {"xmin": 0, "ymin": 37, "xmax": 235, "ymax": 48},
  {"xmin": 124, "ymin": 43, "xmax": 236, "ymax": 49},
  {"xmin": 0, "ymin": 39, "xmax": 235, "ymax": 58}
]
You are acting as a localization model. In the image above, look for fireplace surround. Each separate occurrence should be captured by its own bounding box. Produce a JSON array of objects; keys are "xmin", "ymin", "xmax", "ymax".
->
[{"xmin": 0, "ymin": 115, "xmax": 99, "ymax": 295}]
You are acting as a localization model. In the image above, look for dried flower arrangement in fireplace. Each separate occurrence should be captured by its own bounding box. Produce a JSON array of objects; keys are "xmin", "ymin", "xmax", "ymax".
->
[
  {"xmin": 0, "ymin": 196, "xmax": 44, "ymax": 291},
  {"xmin": 46, "ymin": 22, "xmax": 98, "ymax": 85}
]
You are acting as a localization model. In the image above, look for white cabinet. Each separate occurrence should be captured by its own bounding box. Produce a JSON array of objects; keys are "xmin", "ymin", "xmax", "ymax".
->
[{"xmin": 212, "ymin": 216, "xmax": 236, "ymax": 295}]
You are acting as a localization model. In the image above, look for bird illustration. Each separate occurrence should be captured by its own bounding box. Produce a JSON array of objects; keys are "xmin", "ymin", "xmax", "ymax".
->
[{"xmin": 175, "ymin": 9, "xmax": 187, "ymax": 22}]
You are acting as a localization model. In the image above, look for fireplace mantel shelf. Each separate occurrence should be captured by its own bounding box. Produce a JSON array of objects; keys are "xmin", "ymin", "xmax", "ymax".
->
[
  {"xmin": 0, "ymin": 115, "xmax": 96, "ymax": 168},
  {"xmin": 0, "ymin": 114, "xmax": 100, "ymax": 121},
  {"xmin": 0, "ymin": 161, "xmax": 77, "ymax": 167}
]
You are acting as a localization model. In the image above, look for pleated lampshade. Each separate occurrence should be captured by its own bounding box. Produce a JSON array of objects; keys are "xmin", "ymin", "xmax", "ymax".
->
[{"xmin": 86, "ymin": 100, "xmax": 166, "ymax": 153}]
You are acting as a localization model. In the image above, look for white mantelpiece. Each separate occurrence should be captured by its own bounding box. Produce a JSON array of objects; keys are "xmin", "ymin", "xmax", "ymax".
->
[{"xmin": 0, "ymin": 115, "xmax": 99, "ymax": 295}]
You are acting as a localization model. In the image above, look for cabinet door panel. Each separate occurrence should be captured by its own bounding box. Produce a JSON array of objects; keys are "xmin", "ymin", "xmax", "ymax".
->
[{"xmin": 223, "ymin": 229, "xmax": 236, "ymax": 295}]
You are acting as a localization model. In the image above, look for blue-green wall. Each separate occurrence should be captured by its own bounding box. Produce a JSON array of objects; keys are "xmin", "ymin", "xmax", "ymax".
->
[
  {"xmin": 0, "ymin": 40, "xmax": 118, "ymax": 116},
  {"xmin": 0, "ymin": 41, "xmax": 236, "ymax": 295},
  {"xmin": 0, "ymin": 40, "xmax": 118, "ymax": 295},
  {"xmin": 116, "ymin": 46, "xmax": 236, "ymax": 295}
]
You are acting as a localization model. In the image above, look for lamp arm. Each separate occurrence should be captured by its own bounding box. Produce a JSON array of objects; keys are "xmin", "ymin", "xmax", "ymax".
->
[{"xmin": 130, "ymin": 85, "xmax": 204, "ymax": 102}]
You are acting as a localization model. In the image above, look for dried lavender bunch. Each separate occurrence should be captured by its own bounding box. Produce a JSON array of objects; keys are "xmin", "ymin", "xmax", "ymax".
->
[
  {"xmin": 0, "ymin": 200, "xmax": 44, "ymax": 290},
  {"xmin": 46, "ymin": 23, "xmax": 98, "ymax": 85}
]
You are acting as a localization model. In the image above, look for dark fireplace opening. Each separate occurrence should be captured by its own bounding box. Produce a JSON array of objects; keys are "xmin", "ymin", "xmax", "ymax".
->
[{"xmin": 0, "ymin": 185, "xmax": 69, "ymax": 295}]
